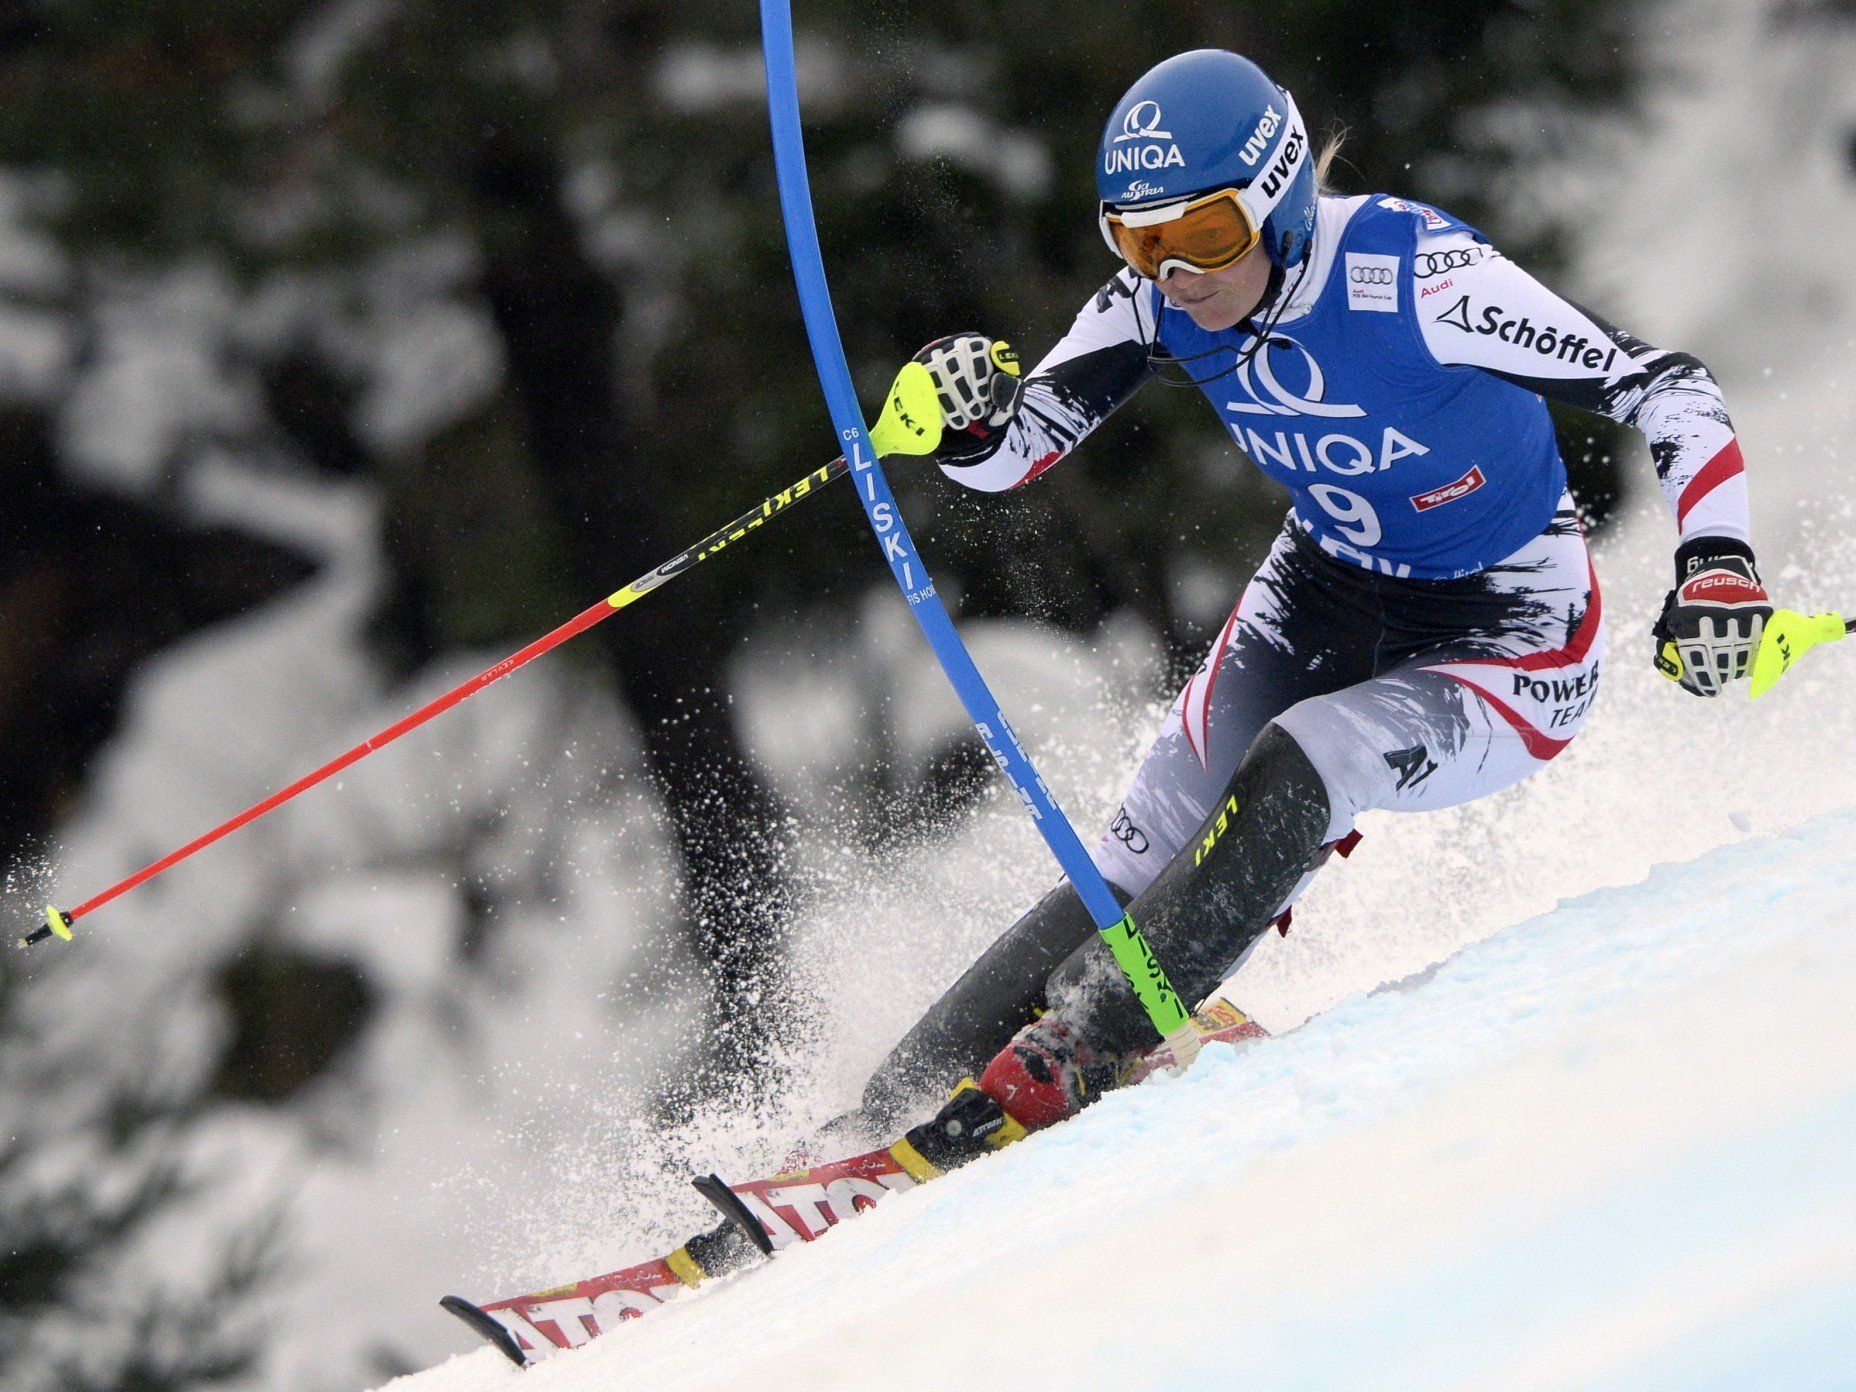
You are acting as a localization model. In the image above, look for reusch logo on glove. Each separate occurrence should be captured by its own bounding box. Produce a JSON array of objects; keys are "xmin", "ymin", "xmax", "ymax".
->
[{"xmin": 1681, "ymin": 571, "xmax": 1766, "ymax": 604}]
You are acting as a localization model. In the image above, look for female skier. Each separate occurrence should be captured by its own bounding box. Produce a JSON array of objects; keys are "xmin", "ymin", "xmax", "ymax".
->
[{"xmin": 858, "ymin": 49, "xmax": 1771, "ymax": 1148}]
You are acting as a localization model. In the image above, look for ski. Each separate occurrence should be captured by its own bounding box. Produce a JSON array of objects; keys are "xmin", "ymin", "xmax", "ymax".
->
[{"xmin": 441, "ymin": 998, "xmax": 1266, "ymax": 1367}]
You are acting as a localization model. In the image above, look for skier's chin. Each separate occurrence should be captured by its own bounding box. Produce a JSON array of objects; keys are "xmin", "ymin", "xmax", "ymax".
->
[
  {"xmin": 1181, "ymin": 294, "xmax": 1248, "ymax": 332},
  {"xmin": 1165, "ymin": 282, "xmax": 1251, "ymax": 332}
]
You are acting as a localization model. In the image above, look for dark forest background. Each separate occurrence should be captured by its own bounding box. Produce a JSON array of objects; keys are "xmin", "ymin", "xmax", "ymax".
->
[{"xmin": 0, "ymin": 0, "xmax": 1704, "ymax": 1385}]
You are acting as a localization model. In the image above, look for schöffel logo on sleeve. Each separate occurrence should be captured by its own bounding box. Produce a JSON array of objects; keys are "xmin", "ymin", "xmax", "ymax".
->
[
  {"xmin": 1435, "ymin": 295, "xmax": 1620, "ymax": 371},
  {"xmin": 1410, "ymin": 465, "xmax": 1486, "ymax": 511},
  {"xmin": 1345, "ymin": 253, "xmax": 1400, "ymax": 312}
]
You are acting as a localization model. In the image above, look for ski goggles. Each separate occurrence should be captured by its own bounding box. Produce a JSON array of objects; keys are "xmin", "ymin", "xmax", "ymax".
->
[{"xmin": 1099, "ymin": 188, "xmax": 1261, "ymax": 281}]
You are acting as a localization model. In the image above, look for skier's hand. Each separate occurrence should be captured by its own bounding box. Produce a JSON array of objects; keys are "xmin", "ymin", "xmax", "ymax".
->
[
  {"xmin": 913, "ymin": 334, "xmax": 1024, "ymax": 461},
  {"xmin": 1653, "ymin": 537, "xmax": 1771, "ymax": 697}
]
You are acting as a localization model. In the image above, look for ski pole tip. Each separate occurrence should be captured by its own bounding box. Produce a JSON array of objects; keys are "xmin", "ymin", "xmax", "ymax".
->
[{"xmin": 19, "ymin": 906, "xmax": 73, "ymax": 948}]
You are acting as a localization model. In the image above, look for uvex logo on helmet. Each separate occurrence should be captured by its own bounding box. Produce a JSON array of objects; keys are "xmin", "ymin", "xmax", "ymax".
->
[
  {"xmin": 1258, "ymin": 126, "xmax": 1306, "ymax": 200},
  {"xmin": 1238, "ymin": 104, "xmax": 1282, "ymax": 166}
]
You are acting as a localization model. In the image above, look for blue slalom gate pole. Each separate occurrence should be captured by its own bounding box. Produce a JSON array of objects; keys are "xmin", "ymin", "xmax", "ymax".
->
[{"xmin": 757, "ymin": 0, "xmax": 1196, "ymax": 1056}]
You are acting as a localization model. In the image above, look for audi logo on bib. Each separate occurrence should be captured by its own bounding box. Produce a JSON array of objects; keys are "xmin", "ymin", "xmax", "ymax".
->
[{"xmin": 1345, "ymin": 252, "xmax": 1400, "ymax": 312}]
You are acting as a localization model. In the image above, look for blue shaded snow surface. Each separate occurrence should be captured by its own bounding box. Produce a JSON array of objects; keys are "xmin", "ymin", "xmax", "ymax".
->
[{"xmin": 385, "ymin": 808, "xmax": 1856, "ymax": 1392}]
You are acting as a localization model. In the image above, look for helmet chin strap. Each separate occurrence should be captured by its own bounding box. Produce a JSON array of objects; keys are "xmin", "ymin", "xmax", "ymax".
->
[
  {"xmin": 1146, "ymin": 255, "xmax": 1305, "ymax": 389},
  {"xmin": 1247, "ymin": 260, "xmax": 1289, "ymax": 325}
]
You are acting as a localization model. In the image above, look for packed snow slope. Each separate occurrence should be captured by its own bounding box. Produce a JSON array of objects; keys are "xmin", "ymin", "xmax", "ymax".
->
[{"xmin": 382, "ymin": 806, "xmax": 1856, "ymax": 1392}]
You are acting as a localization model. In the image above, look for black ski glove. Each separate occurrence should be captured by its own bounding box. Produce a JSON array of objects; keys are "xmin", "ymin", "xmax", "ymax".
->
[
  {"xmin": 1653, "ymin": 536, "xmax": 1772, "ymax": 697},
  {"xmin": 913, "ymin": 333, "xmax": 1024, "ymax": 462}
]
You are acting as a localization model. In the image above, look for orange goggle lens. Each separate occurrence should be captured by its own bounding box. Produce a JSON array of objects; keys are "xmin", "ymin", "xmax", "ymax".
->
[{"xmin": 1102, "ymin": 189, "xmax": 1260, "ymax": 280}]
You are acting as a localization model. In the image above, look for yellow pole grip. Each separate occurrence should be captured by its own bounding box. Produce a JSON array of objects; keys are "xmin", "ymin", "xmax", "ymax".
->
[{"xmin": 1749, "ymin": 609, "xmax": 1848, "ymax": 699}]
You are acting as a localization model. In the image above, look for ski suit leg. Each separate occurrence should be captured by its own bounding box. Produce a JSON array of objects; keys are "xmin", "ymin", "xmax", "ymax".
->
[
  {"xmin": 856, "ymin": 879, "xmax": 1113, "ymax": 1124},
  {"xmin": 1279, "ymin": 515, "xmax": 1606, "ymax": 843},
  {"xmin": 1086, "ymin": 526, "xmax": 1375, "ymax": 899},
  {"xmin": 1043, "ymin": 723, "xmax": 1334, "ymax": 1051},
  {"xmin": 859, "ymin": 529, "xmax": 1367, "ymax": 1124},
  {"xmin": 1046, "ymin": 510, "xmax": 1604, "ymax": 1058},
  {"xmin": 1276, "ymin": 626, "xmax": 1605, "ymax": 846}
]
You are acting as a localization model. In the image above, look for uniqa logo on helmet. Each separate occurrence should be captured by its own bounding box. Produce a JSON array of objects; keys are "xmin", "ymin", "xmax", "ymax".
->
[{"xmin": 1103, "ymin": 100, "xmax": 1186, "ymax": 176}]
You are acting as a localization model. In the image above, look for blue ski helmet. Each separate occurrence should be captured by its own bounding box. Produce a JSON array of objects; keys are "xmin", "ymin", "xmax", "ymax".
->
[{"xmin": 1097, "ymin": 50, "xmax": 1317, "ymax": 270}]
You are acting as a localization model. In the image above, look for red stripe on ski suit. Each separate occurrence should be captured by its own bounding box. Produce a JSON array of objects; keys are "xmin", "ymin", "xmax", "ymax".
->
[
  {"xmin": 1019, "ymin": 449, "xmax": 1065, "ymax": 487},
  {"xmin": 1433, "ymin": 555, "xmax": 1602, "ymax": 762},
  {"xmin": 1676, "ymin": 438, "xmax": 1745, "ymax": 529},
  {"xmin": 1446, "ymin": 683, "xmax": 1574, "ymax": 761},
  {"xmin": 1183, "ymin": 603, "xmax": 1247, "ymax": 769}
]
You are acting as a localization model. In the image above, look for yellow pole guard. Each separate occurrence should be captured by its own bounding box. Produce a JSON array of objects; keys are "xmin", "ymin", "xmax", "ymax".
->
[
  {"xmin": 1750, "ymin": 609, "xmax": 1848, "ymax": 700},
  {"xmin": 46, "ymin": 906, "xmax": 73, "ymax": 940},
  {"xmin": 868, "ymin": 360, "xmax": 945, "ymax": 459}
]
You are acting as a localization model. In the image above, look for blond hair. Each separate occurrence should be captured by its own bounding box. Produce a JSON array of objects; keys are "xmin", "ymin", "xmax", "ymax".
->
[{"xmin": 1314, "ymin": 126, "xmax": 1349, "ymax": 194}]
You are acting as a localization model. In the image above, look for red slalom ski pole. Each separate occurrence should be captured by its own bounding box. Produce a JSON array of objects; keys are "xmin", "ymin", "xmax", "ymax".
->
[{"xmin": 20, "ymin": 454, "xmax": 861, "ymax": 948}]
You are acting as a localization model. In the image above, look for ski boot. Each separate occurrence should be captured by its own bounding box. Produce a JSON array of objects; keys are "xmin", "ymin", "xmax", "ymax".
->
[
  {"xmin": 977, "ymin": 1014, "xmax": 1127, "ymax": 1131},
  {"xmin": 900, "ymin": 1014, "xmax": 1124, "ymax": 1174}
]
